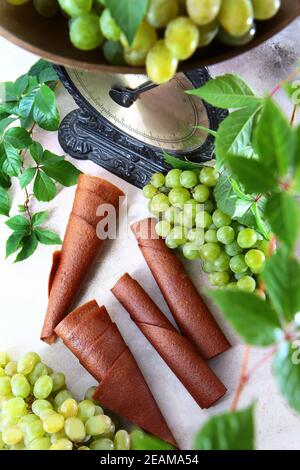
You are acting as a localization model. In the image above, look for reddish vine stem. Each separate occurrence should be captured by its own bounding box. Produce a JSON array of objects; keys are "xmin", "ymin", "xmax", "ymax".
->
[
  {"xmin": 230, "ymin": 346, "xmax": 251, "ymax": 411},
  {"xmin": 20, "ymin": 123, "xmax": 36, "ymax": 225},
  {"xmin": 290, "ymin": 105, "xmax": 298, "ymax": 127}
]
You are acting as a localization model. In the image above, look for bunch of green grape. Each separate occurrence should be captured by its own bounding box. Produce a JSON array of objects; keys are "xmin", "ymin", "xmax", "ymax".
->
[
  {"xmin": 0, "ymin": 351, "xmax": 133, "ymax": 450},
  {"xmin": 143, "ymin": 167, "xmax": 269, "ymax": 294},
  {"xmin": 7, "ymin": 0, "xmax": 281, "ymax": 84}
]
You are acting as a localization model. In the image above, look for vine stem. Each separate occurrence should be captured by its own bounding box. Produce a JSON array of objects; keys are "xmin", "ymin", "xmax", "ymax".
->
[
  {"xmin": 230, "ymin": 346, "xmax": 251, "ymax": 411},
  {"xmin": 20, "ymin": 123, "xmax": 36, "ymax": 225},
  {"xmin": 290, "ymin": 105, "xmax": 298, "ymax": 127},
  {"xmin": 270, "ymin": 69, "xmax": 299, "ymax": 97}
]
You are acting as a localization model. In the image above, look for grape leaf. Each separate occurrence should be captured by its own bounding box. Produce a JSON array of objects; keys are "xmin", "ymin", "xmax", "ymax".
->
[
  {"xmin": 33, "ymin": 171, "xmax": 57, "ymax": 202},
  {"xmin": 34, "ymin": 228, "xmax": 62, "ymax": 245},
  {"xmin": 6, "ymin": 231, "xmax": 24, "ymax": 259},
  {"xmin": 0, "ymin": 169, "xmax": 11, "ymax": 189},
  {"xmin": 188, "ymin": 74, "xmax": 262, "ymax": 109},
  {"xmin": 262, "ymin": 249, "xmax": 300, "ymax": 322},
  {"xmin": 42, "ymin": 159, "xmax": 81, "ymax": 186},
  {"xmin": 163, "ymin": 151, "xmax": 203, "ymax": 171},
  {"xmin": 194, "ymin": 405, "xmax": 255, "ymax": 450},
  {"xmin": 5, "ymin": 215, "xmax": 30, "ymax": 233},
  {"xmin": 105, "ymin": 0, "xmax": 148, "ymax": 44},
  {"xmin": 0, "ymin": 186, "xmax": 10, "ymax": 216},
  {"xmin": 32, "ymin": 210, "xmax": 48, "ymax": 227},
  {"xmin": 15, "ymin": 232, "xmax": 38, "ymax": 262},
  {"xmin": 28, "ymin": 59, "xmax": 57, "ymax": 82},
  {"xmin": 33, "ymin": 84, "xmax": 60, "ymax": 131},
  {"xmin": 29, "ymin": 142, "xmax": 44, "ymax": 164},
  {"xmin": 20, "ymin": 168, "xmax": 37, "ymax": 189},
  {"xmin": 208, "ymin": 290, "xmax": 282, "ymax": 346},
  {"xmin": 2, "ymin": 142, "xmax": 21, "ymax": 177},
  {"xmin": 13, "ymin": 74, "xmax": 29, "ymax": 98},
  {"xmin": 0, "ymin": 117, "xmax": 17, "ymax": 134},
  {"xmin": 264, "ymin": 192, "xmax": 300, "ymax": 251},
  {"xmin": 273, "ymin": 342, "xmax": 300, "ymax": 413},
  {"xmin": 226, "ymin": 156, "xmax": 278, "ymax": 194},
  {"xmin": 4, "ymin": 127, "xmax": 32, "ymax": 149}
]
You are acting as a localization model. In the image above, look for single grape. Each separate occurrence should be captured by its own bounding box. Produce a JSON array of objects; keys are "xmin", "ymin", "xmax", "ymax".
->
[
  {"xmin": 219, "ymin": 0, "xmax": 254, "ymax": 37},
  {"xmin": 199, "ymin": 242, "xmax": 221, "ymax": 261},
  {"xmin": 155, "ymin": 220, "xmax": 172, "ymax": 238},
  {"xmin": 11, "ymin": 374, "xmax": 31, "ymax": 399},
  {"xmin": 99, "ymin": 8, "xmax": 121, "ymax": 41},
  {"xmin": 33, "ymin": 0, "xmax": 59, "ymax": 18},
  {"xmin": 151, "ymin": 172, "xmax": 165, "ymax": 188},
  {"xmin": 202, "ymin": 260, "xmax": 215, "ymax": 273},
  {"xmin": 208, "ymin": 272, "xmax": 230, "ymax": 286},
  {"xmin": 204, "ymin": 229, "xmax": 218, "ymax": 243},
  {"xmin": 198, "ymin": 20, "xmax": 219, "ymax": 47},
  {"xmin": 252, "ymin": 0, "xmax": 281, "ymax": 20},
  {"xmin": 151, "ymin": 193, "xmax": 170, "ymax": 213},
  {"xmin": 28, "ymin": 362, "xmax": 49, "ymax": 386},
  {"xmin": 218, "ymin": 23, "xmax": 256, "ymax": 46},
  {"xmin": 199, "ymin": 167, "xmax": 218, "ymax": 187},
  {"xmin": 123, "ymin": 22, "xmax": 157, "ymax": 67},
  {"xmin": 90, "ymin": 438, "xmax": 114, "ymax": 450},
  {"xmin": 146, "ymin": 40, "xmax": 178, "ymax": 85},
  {"xmin": 229, "ymin": 254, "xmax": 248, "ymax": 274},
  {"xmin": 114, "ymin": 430, "xmax": 130, "ymax": 450},
  {"xmin": 148, "ymin": 200, "xmax": 160, "ymax": 217},
  {"xmin": 49, "ymin": 438, "xmax": 73, "ymax": 450},
  {"xmin": 193, "ymin": 184, "xmax": 209, "ymax": 203},
  {"xmin": 50, "ymin": 372, "xmax": 65, "ymax": 392},
  {"xmin": 50, "ymin": 430, "xmax": 67, "ymax": 443},
  {"xmin": 187, "ymin": 228, "xmax": 205, "ymax": 246},
  {"xmin": 2, "ymin": 397, "xmax": 27, "ymax": 419},
  {"xmin": 69, "ymin": 14, "xmax": 104, "ymax": 51},
  {"xmin": 4, "ymin": 361, "xmax": 17, "ymax": 377},
  {"xmin": 225, "ymin": 240, "xmax": 243, "ymax": 256},
  {"xmin": 19, "ymin": 414, "xmax": 39, "ymax": 431},
  {"xmin": 182, "ymin": 242, "xmax": 200, "ymax": 260},
  {"xmin": 237, "ymin": 275, "xmax": 256, "ymax": 292},
  {"xmin": 26, "ymin": 419, "xmax": 45, "ymax": 442},
  {"xmin": 85, "ymin": 415, "xmax": 112, "ymax": 436},
  {"xmin": 164, "ymin": 206, "xmax": 180, "ymax": 224},
  {"xmin": 28, "ymin": 437, "xmax": 51, "ymax": 450},
  {"xmin": 58, "ymin": 0, "xmax": 92, "ymax": 17},
  {"xmin": 217, "ymin": 226, "xmax": 235, "ymax": 245},
  {"xmin": 177, "ymin": 211, "xmax": 194, "ymax": 229},
  {"xmin": 187, "ymin": 0, "xmax": 221, "ymax": 25},
  {"xmin": 244, "ymin": 249, "xmax": 266, "ymax": 274},
  {"xmin": 195, "ymin": 211, "xmax": 212, "ymax": 229},
  {"xmin": 180, "ymin": 170, "xmax": 198, "ymax": 189},
  {"xmin": 213, "ymin": 252, "xmax": 230, "ymax": 272},
  {"xmin": 103, "ymin": 40, "xmax": 125, "ymax": 66},
  {"xmin": 77, "ymin": 400, "xmax": 96, "ymax": 422},
  {"xmin": 165, "ymin": 169, "xmax": 182, "ymax": 188},
  {"xmin": 165, "ymin": 16, "xmax": 199, "ymax": 60},
  {"xmin": 84, "ymin": 386, "xmax": 97, "ymax": 402},
  {"xmin": 147, "ymin": 0, "xmax": 179, "ymax": 28},
  {"xmin": 33, "ymin": 375, "xmax": 53, "ymax": 400},
  {"xmin": 43, "ymin": 413, "xmax": 65, "ymax": 434},
  {"xmin": 94, "ymin": 405, "xmax": 104, "ymax": 416},
  {"xmin": 64, "ymin": 417, "xmax": 86, "ymax": 442},
  {"xmin": 169, "ymin": 226, "xmax": 187, "ymax": 245},
  {"xmin": 165, "ymin": 234, "xmax": 179, "ymax": 249},
  {"xmin": 78, "ymin": 445, "xmax": 90, "ymax": 450},
  {"xmin": 59, "ymin": 399, "xmax": 78, "ymax": 418},
  {"xmin": 2, "ymin": 426, "xmax": 23, "ymax": 446},
  {"xmin": 237, "ymin": 228, "xmax": 258, "ymax": 249},
  {"xmin": 143, "ymin": 184, "xmax": 157, "ymax": 199},
  {"xmin": 0, "ymin": 352, "xmax": 10, "ymax": 367},
  {"xmin": 54, "ymin": 390, "xmax": 73, "ymax": 411},
  {"xmin": 212, "ymin": 209, "xmax": 232, "ymax": 228},
  {"xmin": 169, "ymin": 187, "xmax": 191, "ymax": 208}
]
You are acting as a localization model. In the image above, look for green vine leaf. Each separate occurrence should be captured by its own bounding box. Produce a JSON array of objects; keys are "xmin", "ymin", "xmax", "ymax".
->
[
  {"xmin": 194, "ymin": 405, "xmax": 255, "ymax": 450},
  {"xmin": 0, "ymin": 186, "xmax": 10, "ymax": 216},
  {"xmin": 33, "ymin": 170, "xmax": 57, "ymax": 202},
  {"xmin": 20, "ymin": 168, "xmax": 37, "ymax": 189},
  {"xmin": 2, "ymin": 142, "xmax": 21, "ymax": 177},
  {"xmin": 29, "ymin": 142, "xmax": 44, "ymax": 164},
  {"xmin": 226, "ymin": 156, "xmax": 278, "ymax": 194},
  {"xmin": 42, "ymin": 158, "xmax": 82, "ymax": 186},
  {"xmin": 15, "ymin": 232, "xmax": 38, "ymax": 262},
  {"xmin": 130, "ymin": 430, "xmax": 176, "ymax": 451},
  {"xmin": 4, "ymin": 127, "xmax": 32, "ymax": 149},
  {"xmin": 33, "ymin": 84, "xmax": 60, "ymax": 131},
  {"xmin": 273, "ymin": 342, "xmax": 300, "ymax": 414},
  {"xmin": 5, "ymin": 215, "xmax": 30, "ymax": 233},
  {"xmin": 34, "ymin": 228, "xmax": 62, "ymax": 245},
  {"xmin": 105, "ymin": 0, "xmax": 148, "ymax": 44},
  {"xmin": 6, "ymin": 232, "xmax": 24, "ymax": 259},
  {"xmin": 163, "ymin": 151, "xmax": 203, "ymax": 171},
  {"xmin": 32, "ymin": 210, "xmax": 48, "ymax": 227}
]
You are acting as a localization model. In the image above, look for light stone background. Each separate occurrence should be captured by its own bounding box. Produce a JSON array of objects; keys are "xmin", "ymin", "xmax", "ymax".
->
[{"xmin": 0, "ymin": 18, "xmax": 300, "ymax": 450}]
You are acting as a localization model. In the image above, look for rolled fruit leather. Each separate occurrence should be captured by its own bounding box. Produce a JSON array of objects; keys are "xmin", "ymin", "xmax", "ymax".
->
[
  {"xmin": 131, "ymin": 217, "xmax": 230, "ymax": 359},
  {"xmin": 54, "ymin": 300, "xmax": 177, "ymax": 447},
  {"xmin": 41, "ymin": 175, "xmax": 124, "ymax": 344},
  {"xmin": 112, "ymin": 274, "xmax": 227, "ymax": 409}
]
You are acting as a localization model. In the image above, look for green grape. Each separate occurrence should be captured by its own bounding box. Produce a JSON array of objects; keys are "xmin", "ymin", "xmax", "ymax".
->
[
  {"xmin": 19, "ymin": 414, "xmax": 39, "ymax": 431},
  {"xmin": 28, "ymin": 436, "xmax": 51, "ymax": 450},
  {"xmin": 2, "ymin": 426, "xmax": 23, "ymax": 446},
  {"xmin": 198, "ymin": 20, "xmax": 219, "ymax": 47},
  {"xmin": 169, "ymin": 187, "xmax": 191, "ymax": 208},
  {"xmin": 213, "ymin": 252, "xmax": 230, "ymax": 272},
  {"xmin": 85, "ymin": 415, "xmax": 112, "ymax": 436},
  {"xmin": 180, "ymin": 170, "xmax": 198, "ymax": 189},
  {"xmin": 32, "ymin": 399, "xmax": 53, "ymax": 417},
  {"xmin": 193, "ymin": 184, "xmax": 209, "ymax": 203},
  {"xmin": 252, "ymin": 0, "xmax": 280, "ymax": 20},
  {"xmin": 219, "ymin": 0, "xmax": 254, "ymax": 37},
  {"xmin": 257, "ymin": 239, "xmax": 270, "ymax": 256},
  {"xmin": 54, "ymin": 390, "xmax": 73, "ymax": 410},
  {"xmin": 58, "ymin": 0, "xmax": 92, "ymax": 17},
  {"xmin": 199, "ymin": 167, "xmax": 218, "ymax": 187},
  {"xmin": 203, "ymin": 199, "xmax": 215, "ymax": 213},
  {"xmin": 50, "ymin": 372, "xmax": 65, "ymax": 392},
  {"xmin": 229, "ymin": 254, "xmax": 248, "ymax": 274},
  {"xmin": 17, "ymin": 352, "xmax": 40, "ymax": 375},
  {"xmin": 244, "ymin": 249, "xmax": 266, "ymax": 274},
  {"xmin": 165, "ymin": 169, "xmax": 182, "ymax": 188},
  {"xmin": 195, "ymin": 211, "xmax": 212, "ymax": 229},
  {"xmin": 0, "ymin": 376, "xmax": 12, "ymax": 396},
  {"xmin": 205, "ymin": 229, "xmax": 218, "ymax": 243},
  {"xmin": 237, "ymin": 275, "xmax": 256, "ymax": 292},
  {"xmin": 43, "ymin": 413, "xmax": 65, "ymax": 434},
  {"xmin": 143, "ymin": 184, "xmax": 157, "ymax": 199},
  {"xmin": 187, "ymin": 0, "xmax": 221, "ymax": 25},
  {"xmin": 122, "ymin": 22, "xmax": 157, "ymax": 67},
  {"xmin": 2, "ymin": 397, "xmax": 27, "ymax": 419},
  {"xmin": 37, "ymin": 409, "xmax": 56, "ymax": 421},
  {"xmin": 50, "ymin": 430, "xmax": 67, "ymax": 443},
  {"xmin": 77, "ymin": 400, "xmax": 96, "ymax": 422},
  {"xmin": 84, "ymin": 386, "xmax": 97, "ymax": 402},
  {"xmin": 11, "ymin": 374, "xmax": 31, "ymax": 399},
  {"xmin": 64, "ymin": 417, "xmax": 86, "ymax": 442},
  {"xmin": 70, "ymin": 14, "xmax": 104, "ymax": 51},
  {"xmin": 103, "ymin": 40, "xmax": 125, "ymax": 66},
  {"xmin": 237, "ymin": 228, "xmax": 258, "ymax": 248},
  {"xmin": 5, "ymin": 361, "xmax": 17, "ymax": 376},
  {"xmin": 199, "ymin": 242, "xmax": 221, "ymax": 261},
  {"xmin": 165, "ymin": 206, "xmax": 180, "ymax": 224},
  {"xmin": 99, "ymin": 8, "xmax": 121, "ymax": 41},
  {"xmin": 217, "ymin": 226, "xmax": 235, "ymax": 245},
  {"xmin": 0, "ymin": 352, "xmax": 10, "ymax": 367},
  {"xmin": 212, "ymin": 209, "xmax": 232, "ymax": 228},
  {"xmin": 148, "ymin": 200, "xmax": 160, "ymax": 217},
  {"xmin": 155, "ymin": 220, "xmax": 172, "ymax": 238},
  {"xmin": 28, "ymin": 363, "xmax": 49, "ymax": 386},
  {"xmin": 146, "ymin": 40, "xmax": 178, "ymax": 84},
  {"xmin": 78, "ymin": 445, "xmax": 90, "ymax": 450},
  {"xmin": 60, "ymin": 399, "xmax": 79, "ymax": 418},
  {"xmin": 26, "ymin": 419, "xmax": 45, "ymax": 442},
  {"xmin": 165, "ymin": 16, "xmax": 199, "ymax": 60},
  {"xmin": 182, "ymin": 242, "xmax": 200, "ymax": 260},
  {"xmin": 151, "ymin": 173, "xmax": 165, "ymax": 188},
  {"xmin": 114, "ymin": 430, "xmax": 130, "ymax": 450},
  {"xmin": 187, "ymin": 228, "xmax": 205, "ymax": 246},
  {"xmin": 169, "ymin": 226, "xmax": 187, "ymax": 245},
  {"xmin": 208, "ymin": 272, "xmax": 230, "ymax": 286},
  {"xmin": 184, "ymin": 199, "xmax": 200, "ymax": 218},
  {"xmin": 33, "ymin": 0, "xmax": 59, "ymax": 18},
  {"xmin": 235, "ymin": 271, "xmax": 252, "ymax": 281},
  {"xmin": 33, "ymin": 375, "xmax": 53, "ymax": 399},
  {"xmin": 90, "ymin": 438, "xmax": 114, "ymax": 450},
  {"xmin": 227, "ymin": 282, "xmax": 238, "ymax": 290},
  {"xmin": 159, "ymin": 185, "xmax": 170, "ymax": 195},
  {"xmin": 177, "ymin": 211, "xmax": 194, "ymax": 229},
  {"xmin": 94, "ymin": 405, "xmax": 104, "ymax": 416},
  {"xmin": 218, "ymin": 23, "xmax": 256, "ymax": 46},
  {"xmin": 147, "ymin": 0, "xmax": 179, "ymax": 28},
  {"xmin": 49, "ymin": 438, "xmax": 73, "ymax": 450},
  {"xmin": 225, "ymin": 240, "xmax": 243, "ymax": 256},
  {"xmin": 151, "ymin": 193, "xmax": 170, "ymax": 213},
  {"xmin": 165, "ymin": 234, "xmax": 179, "ymax": 249}
]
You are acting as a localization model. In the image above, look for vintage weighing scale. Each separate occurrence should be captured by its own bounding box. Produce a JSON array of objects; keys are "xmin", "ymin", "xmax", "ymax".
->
[{"xmin": 56, "ymin": 66, "xmax": 227, "ymax": 188}]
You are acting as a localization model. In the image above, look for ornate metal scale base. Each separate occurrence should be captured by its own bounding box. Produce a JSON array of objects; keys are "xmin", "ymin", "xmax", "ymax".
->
[{"xmin": 56, "ymin": 67, "xmax": 227, "ymax": 188}]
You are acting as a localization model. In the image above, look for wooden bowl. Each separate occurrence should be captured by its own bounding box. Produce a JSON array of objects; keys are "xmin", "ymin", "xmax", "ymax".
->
[{"xmin": 0, "ymin": 0, "xmax": 299, "ymax": 74}]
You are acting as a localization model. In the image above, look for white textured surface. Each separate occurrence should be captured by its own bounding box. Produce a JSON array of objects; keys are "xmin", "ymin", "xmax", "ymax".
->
[{"xmin": 1, "ymin": 19, "xmax": 300, "ymax": 449}]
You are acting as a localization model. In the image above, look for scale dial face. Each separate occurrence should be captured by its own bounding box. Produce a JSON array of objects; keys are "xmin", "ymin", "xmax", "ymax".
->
[{"xmin": 66, "ymin": 69, "xmax": 209, "ymax": 153}]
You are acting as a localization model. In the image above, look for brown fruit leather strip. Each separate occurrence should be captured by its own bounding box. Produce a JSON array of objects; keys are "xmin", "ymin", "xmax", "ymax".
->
[
  {"xmin": 112, "ymin": 274, "xmax": 227, "ymax": 409},
  {"xmin": 131, "ymin": 217, "xmax": 230, "ymax": 359}
]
